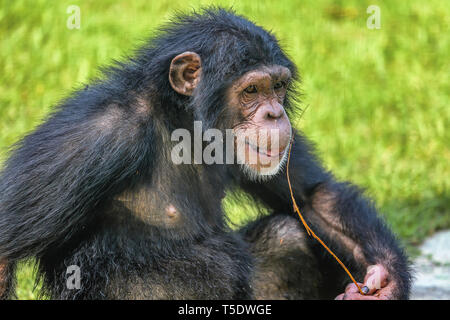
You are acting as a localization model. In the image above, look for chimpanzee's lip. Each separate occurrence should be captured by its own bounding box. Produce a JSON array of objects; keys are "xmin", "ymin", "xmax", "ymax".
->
[{"xmin": 245, "ymin": 141, "xmax": 286, "ymax": 158}]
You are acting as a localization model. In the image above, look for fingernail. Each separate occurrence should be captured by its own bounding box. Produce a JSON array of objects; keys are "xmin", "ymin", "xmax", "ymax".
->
[{"xmin": 361, "ymin": 286, "xmax": 370, "ymax": 294}]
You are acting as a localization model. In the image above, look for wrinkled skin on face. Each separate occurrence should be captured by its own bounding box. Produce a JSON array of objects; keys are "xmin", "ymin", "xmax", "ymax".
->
[{"xmin": 226, "ymin": 65, "xmax": 293, "ymax": 179}]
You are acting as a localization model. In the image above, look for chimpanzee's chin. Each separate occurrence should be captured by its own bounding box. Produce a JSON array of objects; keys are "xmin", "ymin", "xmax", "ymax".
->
[{"xmin": 241, "ymin": 152, "xmax": 288, "ymax": 181}]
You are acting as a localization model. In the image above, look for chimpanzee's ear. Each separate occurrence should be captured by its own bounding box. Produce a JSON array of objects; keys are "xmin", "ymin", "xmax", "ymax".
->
[{"xmin": 169, "ymin": 52, "xmax": 202, "ymax": 96}]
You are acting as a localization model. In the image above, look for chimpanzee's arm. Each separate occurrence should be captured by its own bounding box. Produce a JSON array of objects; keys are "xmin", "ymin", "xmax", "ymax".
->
[
  {"xmin": 240, "ymin": 131, "xmax": 412, "ymax": 299},
  {"xmin": 0, "ymin": 88, "xmax": 154, "ymax": 261}
]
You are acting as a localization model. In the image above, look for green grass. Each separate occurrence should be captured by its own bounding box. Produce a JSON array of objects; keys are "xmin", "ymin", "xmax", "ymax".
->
[{"xmin": 0, "ymin": 0, "xmax": 449, "ymax": 299}]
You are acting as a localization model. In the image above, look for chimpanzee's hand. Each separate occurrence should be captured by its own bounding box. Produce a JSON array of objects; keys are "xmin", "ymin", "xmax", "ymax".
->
[{"xmin": 335, "ymin": 264, "xmax": 398, "ymax": 300}]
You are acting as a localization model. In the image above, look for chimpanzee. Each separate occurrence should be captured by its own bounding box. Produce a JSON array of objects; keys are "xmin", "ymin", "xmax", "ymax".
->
[{"xmin": 0, "ymin": 9, "xmax": 411, "ymax": 300}]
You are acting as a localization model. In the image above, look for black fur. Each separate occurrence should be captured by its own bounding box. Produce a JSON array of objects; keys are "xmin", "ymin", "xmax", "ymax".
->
[{"xmin": 0, "ymin": 8, "xmax": 411, "ymax": 299}]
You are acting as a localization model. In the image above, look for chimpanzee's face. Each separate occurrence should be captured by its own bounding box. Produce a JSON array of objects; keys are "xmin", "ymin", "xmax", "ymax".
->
[
  {"xmin": 226, "ymin": 65, "xmax": 292, "ymax": 179},
  {"xmin": 168, "ymin": 52, "xmax": 292, "ymax": 179}
]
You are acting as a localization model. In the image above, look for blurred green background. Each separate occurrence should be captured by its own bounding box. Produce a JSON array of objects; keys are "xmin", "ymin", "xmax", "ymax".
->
[{"xmin": 0, "ymin": 0, "xmax": 449, "ymax": 299}]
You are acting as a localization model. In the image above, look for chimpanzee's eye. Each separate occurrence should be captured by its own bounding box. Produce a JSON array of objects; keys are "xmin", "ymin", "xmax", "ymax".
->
[
  {"xmin": 244, "ymin": 85, "xmax": 257, "ymax": 94},
  {"xmin": 274, "ymin": 81, "xmax": 285, "ymax": 90}
]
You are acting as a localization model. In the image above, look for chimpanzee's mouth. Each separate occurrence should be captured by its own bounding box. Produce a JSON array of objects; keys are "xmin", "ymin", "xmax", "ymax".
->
[{"xmin": 245, "ymin": 141, "xmax": 286, "ymax": 158}]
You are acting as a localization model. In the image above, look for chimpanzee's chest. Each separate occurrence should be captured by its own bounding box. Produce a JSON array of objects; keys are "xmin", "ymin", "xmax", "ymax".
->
[{"xmin": 112, "ymin": 162, "xmax": 229, "ymax": 238}]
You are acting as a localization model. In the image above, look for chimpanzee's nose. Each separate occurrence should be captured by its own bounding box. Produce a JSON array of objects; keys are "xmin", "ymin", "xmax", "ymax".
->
[{"xmin": 264, "ymin": 102, "xmax": 284, "ymax": 120}]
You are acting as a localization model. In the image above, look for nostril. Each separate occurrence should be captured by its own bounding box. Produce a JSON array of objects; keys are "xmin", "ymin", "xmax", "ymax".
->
[{"xmin": 266, "ymin": 110, "xmax": 282, "ymax": 120}]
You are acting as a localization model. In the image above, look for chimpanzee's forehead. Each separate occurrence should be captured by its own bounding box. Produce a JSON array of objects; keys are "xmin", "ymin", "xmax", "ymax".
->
[
  {"xmin": 250, "ymin": 65, "xmax": 291, "ymax": 78},
  {"xmin": 231, "ymin": 65, "xmax": 292, "ymax": 88}
]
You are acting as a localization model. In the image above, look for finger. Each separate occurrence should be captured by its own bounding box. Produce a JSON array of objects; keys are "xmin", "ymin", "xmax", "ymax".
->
[
  {"xmin": 373, "ymin": 281, "xmax": 396, "ymax": 300},
  {"xmin": 363, "ymin": 264, "xmax": 389, "ymax": 294},
  {"xmin": 342, "ymin": 293, "xmax": 380, "ymax": 300},
  {"xmin": 345, "ymin": 282, "xmax": 364, "ymax": 294},
  {"xmin": 335, "ymin": 293, "xmax": 345, "ymax": 300}
]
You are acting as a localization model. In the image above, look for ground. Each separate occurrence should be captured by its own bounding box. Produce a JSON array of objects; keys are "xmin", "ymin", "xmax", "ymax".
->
[
  {"xmin": 0, "ymin": 0, "xmax": 448, "ymax": 299},
  {"xmin": 411, "ymin": 230, "xmax": 450, "ymax": 300}
]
